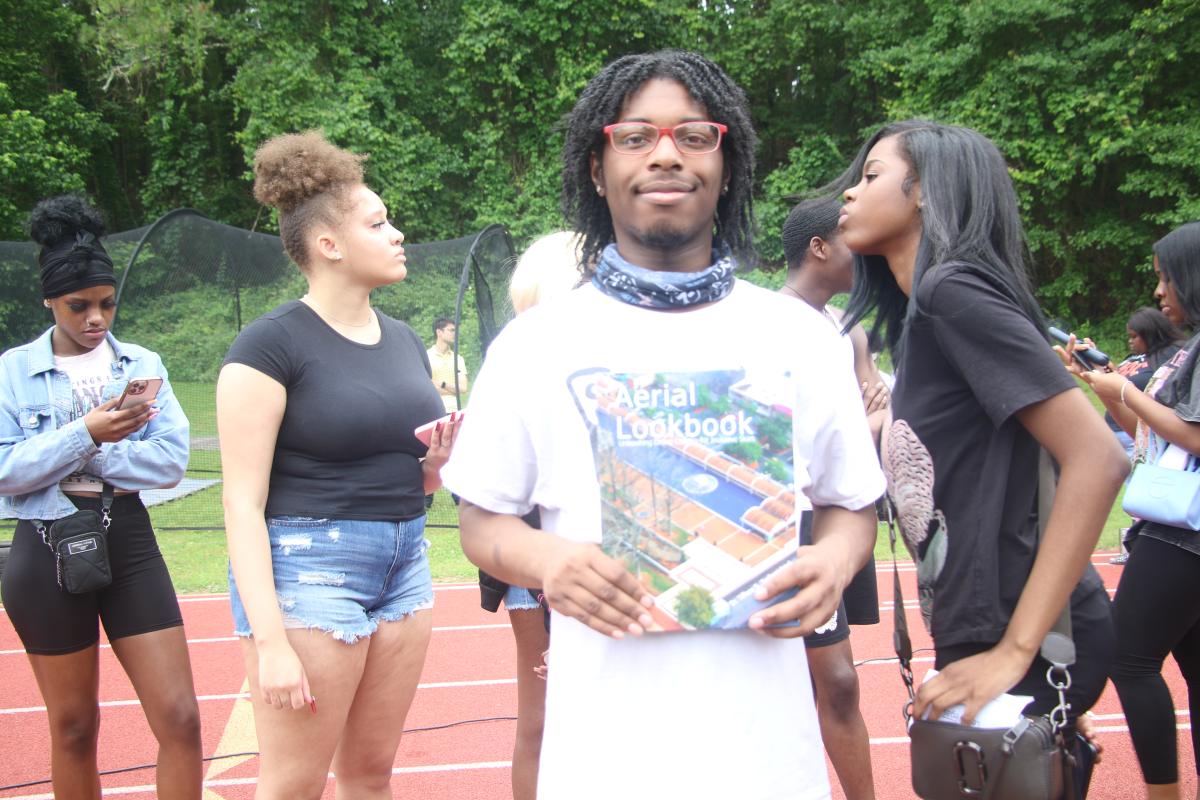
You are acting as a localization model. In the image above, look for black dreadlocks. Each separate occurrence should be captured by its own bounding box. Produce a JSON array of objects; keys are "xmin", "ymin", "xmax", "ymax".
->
[{"xmin": 561, "ymin": 50, "xmax": 758, "ymax": 268}]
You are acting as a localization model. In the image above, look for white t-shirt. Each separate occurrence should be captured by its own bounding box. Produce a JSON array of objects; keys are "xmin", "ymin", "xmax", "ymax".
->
[
  {"xmin": 54, "ymin": 341, "xmax": 114, "ymax": 492},
  {"xmin": 442, "ymin": 281, "xmax": 885, "ymax": 800}
]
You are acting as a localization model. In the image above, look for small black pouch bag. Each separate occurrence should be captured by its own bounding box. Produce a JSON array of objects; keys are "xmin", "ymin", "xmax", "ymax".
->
[{"xmin": 33, "ymin": 484, "xmax": 114, "ymax": 594}]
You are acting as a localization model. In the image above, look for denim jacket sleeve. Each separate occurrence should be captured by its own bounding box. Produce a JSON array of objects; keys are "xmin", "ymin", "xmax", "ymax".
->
[
  {"xmin": 0, "ymin": 375, "xmax": 99, "ymax": 496},
  {"xmin": 92, "ymin": 351, "xmax": 190, "ymax": 490}
]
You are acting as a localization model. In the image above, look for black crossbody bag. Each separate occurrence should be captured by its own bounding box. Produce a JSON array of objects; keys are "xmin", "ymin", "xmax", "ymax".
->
[{"xmin": 32, "ymin": 483, "xmax": 114, "ymax": 594}]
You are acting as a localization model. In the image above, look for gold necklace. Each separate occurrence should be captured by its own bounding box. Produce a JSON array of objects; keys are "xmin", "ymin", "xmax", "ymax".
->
[{"xmin": 303, "ymin": 295, "xmax": 374, "ymax": 327}]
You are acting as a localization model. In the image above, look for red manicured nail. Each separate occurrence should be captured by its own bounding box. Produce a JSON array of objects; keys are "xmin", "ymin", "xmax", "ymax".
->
[{"xmin": 309, "ymin": 698, "xmax": 317, "ymax": 714}]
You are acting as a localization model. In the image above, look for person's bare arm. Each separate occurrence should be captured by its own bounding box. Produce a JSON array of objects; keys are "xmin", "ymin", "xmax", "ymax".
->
[
  {"xmin": 914, "ymin": 387, "xmax": 1127, "ymax": 723},
  {"xmin": 1082, "ymin": 369, "xmax": 1200, "ymax": 455},
  {"xmin": 849, "ymin": 323, "xmax": 888, "ymax": 440},
  {"xmin": 456, "ymin": 358, "xmax": 470, "ymax": 394},
  {"xmin": 217, "ymin": 363, "xmax": 312, "ymax": 711},
  {"xmin": 1053, "ymin": 338, "xmax": 1139, "ymax": 437}
]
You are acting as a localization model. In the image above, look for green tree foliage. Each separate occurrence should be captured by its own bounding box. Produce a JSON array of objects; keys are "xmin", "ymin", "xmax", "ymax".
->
[
  {"xmin": 674, "ymin": 584, "xmax": 716, "ymax": 629},
  {"xmin": 2, "ymin": 0, "xmax": 1198, "ymax": 353}
]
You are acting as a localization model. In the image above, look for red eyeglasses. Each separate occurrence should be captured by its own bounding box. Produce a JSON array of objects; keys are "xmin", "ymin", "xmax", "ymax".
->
[{"xmin": 602, "ymin": 122, "xmax": 728, "ymax": 155}]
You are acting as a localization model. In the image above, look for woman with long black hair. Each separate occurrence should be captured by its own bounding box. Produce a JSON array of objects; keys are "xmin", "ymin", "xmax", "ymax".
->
[
  {"xmin": 1107, "ymin": 306, "xmax": 1187, "ymax": 461},
  {"xmin": 1065, "ymin": 222, "xmax": 1200, "ymax": 800},
  {"xmin": 0, "ymin": 195, "xmax": 199, "ymax": 798},
  {"xmin": 837, "ymin": 120, "xmax": 1128, "ymax": 790}
]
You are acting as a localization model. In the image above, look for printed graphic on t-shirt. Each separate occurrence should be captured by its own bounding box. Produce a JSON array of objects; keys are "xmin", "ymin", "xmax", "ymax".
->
[
  {"xmin": 72, "ymin": 374, "xmax": 107, "ymax": 411},
  {"xmin": 1136, "ymin": 345, "xmax": 1192, "ymax": 459},
  {"xmin": 881, "ymin": 418, "xmax": 947, "ymax": 632},
  {"xmin": 567, "ymin": 367, "xmax": 803, "ymax": 632},
  {"xmin": 59, "ymin": 358, "xmax": 112, "ymax": 493}
]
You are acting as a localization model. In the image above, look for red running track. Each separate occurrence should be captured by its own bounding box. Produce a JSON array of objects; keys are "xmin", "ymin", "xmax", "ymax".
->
[{"xmin": 0, "ymin": 554, "xmax": 1193, "ymax": 799}]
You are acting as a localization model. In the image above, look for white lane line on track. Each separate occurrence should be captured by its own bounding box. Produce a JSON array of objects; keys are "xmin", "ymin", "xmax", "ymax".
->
[
  {"xmin": 0, "ymin": 679, "xmax": 518, "ymax": 716},
  {"xmin": 168, "ymin": 583, "xmax": 480, "ymax": 604},
  {"xmin": 1, "ymin": 719, "xmax": 1189, "ymax": 800},
  {"xmin": 0, "ymin": 624, "xmax": 513, "ymax": 656},
  {"xmin": 1, "ymin": 761, "xmax": 515, "ymax": 799},
  {"xmin": 878, "ymin": 586, "xmax": 1116, "ymax": 612}
]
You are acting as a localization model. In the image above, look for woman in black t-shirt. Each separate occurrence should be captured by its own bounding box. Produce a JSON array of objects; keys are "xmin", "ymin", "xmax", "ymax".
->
[
  {"xmin": 835, "ymin": 121, "xmax": 1128, "ymax": 781},
  {"xmin": 1106, "ymin": 307, "xmax": 1185, "ymax": 460},
  {"xmin": 217, "ymin": 132, "xmax": 454, "ymax": 798},
  {"xmin": 1064, "ymin": 223, "xmax": 1200, "ymax": 800}
]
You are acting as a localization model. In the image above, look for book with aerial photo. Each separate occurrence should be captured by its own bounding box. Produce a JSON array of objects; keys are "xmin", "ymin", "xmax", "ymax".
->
[{"xmin": 568, "ymin": 367, "xmax": 802, "ymax": 632}]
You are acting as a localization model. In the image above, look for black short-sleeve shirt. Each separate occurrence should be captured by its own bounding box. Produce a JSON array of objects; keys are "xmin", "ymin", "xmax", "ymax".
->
[
  {"xmin": 223, "ymin": 301, "xmax": 445, "ymax": 521},
  {"xmin": 892, "ymin": 264, "xmax": 1102, "ymax": 649}
]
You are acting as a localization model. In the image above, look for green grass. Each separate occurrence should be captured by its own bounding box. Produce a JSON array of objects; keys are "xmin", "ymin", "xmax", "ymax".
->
[{"xmin": 172, "ymin": 381, "xmax": 218, "ymax": 439}]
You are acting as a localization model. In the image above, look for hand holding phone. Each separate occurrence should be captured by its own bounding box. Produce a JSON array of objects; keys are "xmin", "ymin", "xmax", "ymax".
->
[
  {"xmin": 1048, "ymin": 327, "xmax": 1111, "ymax": 371},
  {"xmin": 415, "ymin": 411, "xmax": 464, "ymax": 447},
  {"xmin": 115, "ymin": 377, "xmax": 164, "ymax": 411}
]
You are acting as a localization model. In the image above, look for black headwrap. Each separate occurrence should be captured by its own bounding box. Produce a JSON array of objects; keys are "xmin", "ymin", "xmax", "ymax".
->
[{"xmin": 38, "ymin": 231, "xmax": 116, "ymax": 299}]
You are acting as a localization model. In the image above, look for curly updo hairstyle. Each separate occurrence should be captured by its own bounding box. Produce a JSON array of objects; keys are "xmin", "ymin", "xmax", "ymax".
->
[
  {"xmin": 29, "ymin": 195, "xmax": 106, "ymax": 249},
  {"xmin": 561, "ymin": 50, "xmax": 759, "ymax": 267},
  {"xmin": 28, "ymin": 195, "xmax": 116, "ymax": 298},
  {"xmin": 252, "ymin": 130, "xmax": 366, "ymax": 270}
]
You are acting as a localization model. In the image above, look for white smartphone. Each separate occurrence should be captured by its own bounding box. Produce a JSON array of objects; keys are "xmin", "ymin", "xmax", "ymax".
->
[
  {"xmin": 414, "ymin": 410, "xmax": 464, "ymax": 447},
  {"xmin": 115, "ymin": 377, "xmax": 163, "ymax": 411}
]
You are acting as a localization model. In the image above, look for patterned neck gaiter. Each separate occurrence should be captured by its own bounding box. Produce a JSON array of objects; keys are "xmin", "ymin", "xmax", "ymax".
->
[{"xmin": 590, "ymin": 242, "xmax": 736, "ymax": 309}]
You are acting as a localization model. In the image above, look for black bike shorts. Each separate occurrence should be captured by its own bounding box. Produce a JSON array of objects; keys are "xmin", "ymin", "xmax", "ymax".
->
[{"xmin": 1, "ymin": 494, "xmax": 183, "ymax": 655}]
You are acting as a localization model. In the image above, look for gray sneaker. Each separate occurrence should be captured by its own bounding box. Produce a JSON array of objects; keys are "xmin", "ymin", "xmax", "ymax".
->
[{"xmin": 1109, "ymin": 552, "xmax": 1129, "ymax": 565}]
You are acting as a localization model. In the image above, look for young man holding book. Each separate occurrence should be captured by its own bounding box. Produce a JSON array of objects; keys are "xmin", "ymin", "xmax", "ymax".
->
[{"xmin": 442, "ymin": 51, "xmax": 884, "ymax": 800}]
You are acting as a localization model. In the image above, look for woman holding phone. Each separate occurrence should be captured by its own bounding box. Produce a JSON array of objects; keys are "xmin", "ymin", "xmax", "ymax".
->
[
  {"xmin": 218, "ymin": 130, "xmax": 453, "ymax": 798},
  {"xmin": 837, "ymin": 120, "xmax": 1128, "ymax": 795},
  {"xmin": 1062, "ymin": 222, "xmax": 1200, "ymax": 800},
  {"xmin": 0, "ymin": 195, "xmax": 199, "ymax": 798}
]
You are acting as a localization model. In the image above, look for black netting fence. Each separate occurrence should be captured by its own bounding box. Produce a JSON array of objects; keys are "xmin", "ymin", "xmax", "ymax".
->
[{"xmin": 1, "ymin": 210, "xmax": 516, "ymax": 534}]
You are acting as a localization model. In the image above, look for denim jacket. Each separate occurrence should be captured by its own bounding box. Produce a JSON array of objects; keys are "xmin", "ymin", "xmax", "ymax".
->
[{"xmin": 0, "ymin": 327, "xmax": 190, "ymax": 521}]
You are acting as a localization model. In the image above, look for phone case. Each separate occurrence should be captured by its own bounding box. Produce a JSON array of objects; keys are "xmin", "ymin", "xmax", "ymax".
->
[
  {"xmin": 116, "ymin": 377, "xmax": 163, "ymax": 410},
  {"xmin": 415, "ymin": 411, "xmax": 463, "ymax": 447}
]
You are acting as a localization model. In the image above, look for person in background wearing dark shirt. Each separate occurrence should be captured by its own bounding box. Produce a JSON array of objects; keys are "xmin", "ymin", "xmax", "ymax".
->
[
  {"xmin": 1102, "ymin": 306, "xmax": 1185, "ymax": 564},
  {"xmin": 1061, "ymin": 222, "xmax": 1200, "ymax": 800},
  {"xmin": 217, "ymin": 131, "xmax": 455, "ymax": 799},
  {"xmin": 838, "ymin": 120, "xmax": 1127, "ymax": 797},
  {"xmin": 1108, "ymin": 307, "xmax": 1186, "ymax": 459},
  {"xmin": 780, "ymin": 196, "xmax": 885, "ymax": 800}
]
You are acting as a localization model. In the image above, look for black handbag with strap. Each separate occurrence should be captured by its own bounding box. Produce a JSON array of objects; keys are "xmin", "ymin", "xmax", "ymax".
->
[
  {"xmin": 32, "ymin": 483, "xmax": 114, "ymax": 595},
  {"xmin": 887, "ymin": 447, "xmax": 1079, "ymax": 800}
]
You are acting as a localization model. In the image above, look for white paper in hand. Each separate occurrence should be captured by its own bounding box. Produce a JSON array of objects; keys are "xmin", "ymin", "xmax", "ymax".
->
[{"xmin": 921, "ymin": 669, "xmax": 1034, "ymax": 728}]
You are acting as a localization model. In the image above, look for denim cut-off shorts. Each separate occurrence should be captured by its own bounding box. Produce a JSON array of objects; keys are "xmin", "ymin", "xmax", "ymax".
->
[
  {"xmin": 504, "ymin": 585, "xmax": 543, "ymax": 612},
  {"xmin": 229, "ymin": 515, "xmax": 434, "ymax": 644}
]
